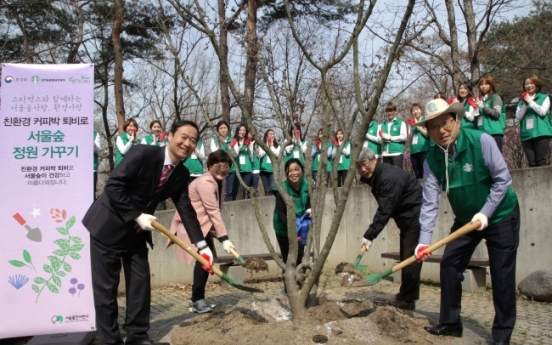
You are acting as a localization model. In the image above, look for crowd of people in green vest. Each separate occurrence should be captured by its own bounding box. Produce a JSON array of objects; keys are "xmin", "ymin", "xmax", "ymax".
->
[{"xmin": 94, "ymin": 73, "xmax": 551, "ymax": 200}]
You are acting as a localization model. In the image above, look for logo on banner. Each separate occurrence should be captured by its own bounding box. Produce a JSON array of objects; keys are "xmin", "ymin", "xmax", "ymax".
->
[
  {"xmin": 31, "ymin": 76, "xmax": 40, "ymax": 84},
  {"xmin": 69, "ymin": 75, "xmax": 91, "ymax": 84},
  {"xmin": 64, "ymin": 314, "xmax": 90, "ymax": 323},
  {"xmin": 51, "ymin": 315, "xmax": 63, "ymax": 324},
  {"xmin": 4, "ymin": 76, "xmax": 14, "ymax": 83}
]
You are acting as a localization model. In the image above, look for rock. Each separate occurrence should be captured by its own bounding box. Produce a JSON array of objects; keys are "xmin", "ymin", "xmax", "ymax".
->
[{"xmin": 518, "ymin": 268, "xmax": 552, "ymax": 302}]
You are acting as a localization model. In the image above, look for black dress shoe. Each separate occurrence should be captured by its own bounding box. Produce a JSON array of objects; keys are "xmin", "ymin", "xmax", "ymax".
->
[
  {"xmin": 424, "ymin": 323, "xmax": 463, "ymax": 337},
  {"xmin": 125, "ymin": 340, "xmax": 169, "ymax": 345}
]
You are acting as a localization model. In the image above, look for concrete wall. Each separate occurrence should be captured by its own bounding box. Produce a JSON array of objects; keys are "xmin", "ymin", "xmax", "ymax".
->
[{"xmin": 147, "ymin": 165, "xmax": 552, "ymax": 287}]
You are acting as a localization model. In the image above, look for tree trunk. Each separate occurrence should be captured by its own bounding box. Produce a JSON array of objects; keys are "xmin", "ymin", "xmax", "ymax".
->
[
  {"xmin": 444, "ymin": 0, "xmax": 462, "ymax": 91},
  {"xmin": 218, "ymin": 0, "xmax": 231, "ymax": 124},
  {"xmin": 112, "ymin": 0, "xmax": 125, "ymax": 133},
  {"xmin": 463, "ymin": 0, "xmax": 480, "ymax": 84},
  {"xmin": 101, "ymin": 63, "xmax": 115, "ymax": 172},
  {"xmin": 243, "ymin": 0, "xmax": 259, "ymax": 122}
]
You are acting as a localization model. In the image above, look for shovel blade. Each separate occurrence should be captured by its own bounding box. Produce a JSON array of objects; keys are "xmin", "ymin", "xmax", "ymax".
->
[
  {"xmin": 25, "ymin": 225, "xmax": 42, "ymax": 242},
  {"xmin": 363, "ymin": 268, "xmax": 392, "ymax": 286},
  {"xmin": 220, "ymin": 272, "xmax": 263, "ymax": 293},
  {"xmin": 355, "ymin": 264, "xmax": 368, "ymax": 272}
]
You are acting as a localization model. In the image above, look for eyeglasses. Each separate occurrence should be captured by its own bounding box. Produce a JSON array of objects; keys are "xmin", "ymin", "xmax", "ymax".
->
[
  {"xmin": 212, "ymin": 163, "xmax": 230, "ymax": 172},
  {"xmin": 427, "ymin": 117, "xmax": 457, "ymax": 132}
]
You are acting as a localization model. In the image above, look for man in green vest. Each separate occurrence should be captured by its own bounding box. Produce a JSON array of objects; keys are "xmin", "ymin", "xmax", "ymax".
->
[
  {"xmin": 380, "ymin": 102, "xmax": 407, "ymax": 168},
  {"xmin": 414, "ymin": 99, "xmax": 520, "ymax": 345}
]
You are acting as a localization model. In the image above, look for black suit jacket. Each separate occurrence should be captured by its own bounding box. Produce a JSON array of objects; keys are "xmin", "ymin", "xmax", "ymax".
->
[
  {"xmin": 82, "ymin": 145, "xmax": 203, "ymax": 248},
  {"xmin": 360, "ymin": 162, "xmax": 422, "ymax": 240}
]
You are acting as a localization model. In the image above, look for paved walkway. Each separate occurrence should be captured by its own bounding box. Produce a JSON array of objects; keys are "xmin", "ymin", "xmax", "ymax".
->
[{"xmin": 2, "ymin": 274, "xmax": 551, "ymax": 345}]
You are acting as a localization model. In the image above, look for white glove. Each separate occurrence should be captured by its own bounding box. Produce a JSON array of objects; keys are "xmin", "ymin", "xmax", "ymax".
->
[
  {"xmin": 153, "ymin": 135, "xmax": 158, "ymax": 143},
  {"xmin": 361, "ymin": 238, "xmax": 372, "ymax": 251},
  {"xmin": 198, "ymin": 246, "xmax": 214, "ymax": 267},
  {"xmin": 134, "ymin": 213, "xmax": 156, "ymax": 231},
  {"xmin": 305, "ymin": 208, "xmax": 312, "ymax": 218},
  {"xmin": 414, "ymin": 243, "xmax": 431, "ymax": 261},
  {"xmin": 476, "ymin": 100, "xmax": 484, "ymax": 109},
  {"xmin": 222, "ymin": 240, "xmax": 235, "ymax": 254},
  {"xmin": 524, "ymin": 94, "xmax": 534, "ymax": 104},
  {"xmin": 380, "ymin": 132, "xmax": 391, "ymax": 141},
  {"xmin": 471, "ymin": 212, "xmax": 488, "ymax": 230},
  {"xmin": 128, "ymin": 134, "xmax": 135, "ymax": 142}
]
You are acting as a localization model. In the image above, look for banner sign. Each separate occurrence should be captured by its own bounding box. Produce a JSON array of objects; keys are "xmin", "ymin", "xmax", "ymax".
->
[{"xmin": 0, "ymin": 64, "xmax": 96, "ymax": 338}]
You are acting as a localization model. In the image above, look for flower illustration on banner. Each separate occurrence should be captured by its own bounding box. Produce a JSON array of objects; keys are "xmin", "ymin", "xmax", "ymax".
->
[
  {"xmin": 68, "ymin": 278, "xmax": 86, "ymax": 297},
  {"xmin": 50, "ymin": 208, "xmax": 67, "ymax": 223},
  {"xmin": 8, "ymin": 274, "xmax": 29, "ymax": 290},
  {"xmin": 31, "ymin": 208, "xmax": 84, "ymax": 303}
]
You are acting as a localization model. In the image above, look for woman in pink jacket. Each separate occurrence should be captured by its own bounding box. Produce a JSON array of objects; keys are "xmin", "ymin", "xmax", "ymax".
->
[{"xmin": 167, "ymin": 150, "xmax": 236, "ymax": 313}]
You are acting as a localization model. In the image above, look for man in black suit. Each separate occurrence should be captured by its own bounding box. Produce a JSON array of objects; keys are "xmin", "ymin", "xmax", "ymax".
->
[
  {"xmin": 356, "ymin": 147, "xmax": 423, "ymax": 310},
  {"xmin": 83, "ymin": 120, "xmax": 212, "ymax": 345}
]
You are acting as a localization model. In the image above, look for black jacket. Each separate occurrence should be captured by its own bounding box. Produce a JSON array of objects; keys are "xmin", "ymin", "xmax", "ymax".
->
[
  {"xmin": 360, "ymin": 162, "xmax": 422, "ymax": 240},
  {"xmin": 82, "ymin": 145, "xmax": 204, "ymax": 248}
]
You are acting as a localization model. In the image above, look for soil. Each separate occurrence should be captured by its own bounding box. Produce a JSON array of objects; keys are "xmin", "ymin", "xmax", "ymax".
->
[{"xmin": 171, "ymin": 293, "xmax": 480, "ymax": 345}]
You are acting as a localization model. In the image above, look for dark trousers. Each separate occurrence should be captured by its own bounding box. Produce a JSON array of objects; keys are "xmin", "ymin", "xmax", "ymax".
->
[
  {"xmin": 439, "ymin": 204, "xmax": 520, "ymax": 343},
  {"xmin": 275, "ymin": 234, "xmax": 304, "ymax": 266},
  {"xmin": 397, "ymin": 226, "xmax": 422, "ymax": 302},
  {"xmin": 260, "ymin": 171, "xmax": 274, "ymax": 196},
  {"xmin": 225, "ymin": 173, "xmax": 236, "ymax": 201},
  {"xmin": 232, "ymin": 172, "xmax": 253, "ymax": 200},
  {"xmin": 337, "ymin": 170, "xmax": 348, "ymax": 187},
  {"xmin": 492, "ymin": 135, "xmax": 504, "ymax": 153},
  {"xmin": 191, "ymin": 236, "xmax": 214, "ymax": 302},
  {"xmin": 410, "ymin": 151, "xmax": 427, "ymax": 179},
  {"xmin": 312, "ymin": 171, "xmax": 330, "ymax": 187},
  {"xmin": 522, "ymin": 136, "xmax": 550, "ymax": 166},
  {"xmin": 383, "ymin": 154, "xmax": 404, "ymax": 169},
  {"xmin": 90, "ymin": 236, "xmax": 151, "ymax": 345}
]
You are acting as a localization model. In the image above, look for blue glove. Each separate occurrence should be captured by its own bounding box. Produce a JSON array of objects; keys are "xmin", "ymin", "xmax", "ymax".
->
[{"xmin": 296, "ymin": 213, "xmax": 312, "ymax": 244}]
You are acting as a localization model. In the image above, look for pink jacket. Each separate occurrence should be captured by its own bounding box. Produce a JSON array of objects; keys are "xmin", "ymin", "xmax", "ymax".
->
[{"xmin": 167, "ymin": 172, "xmax": 229, "ymax": 264}]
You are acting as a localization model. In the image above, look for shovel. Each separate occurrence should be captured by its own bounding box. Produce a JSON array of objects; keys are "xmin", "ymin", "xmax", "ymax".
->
[
  {"xmin": 229, "ymin": 247, "xmax": 247, "ymax": 265},
  {"xmin": 363, "ymin": 221, "xmax": 480, "ymax": 286},
  {"xmin": 13, "ymin": 213, "xmax": 42, "ymax": 242},
  {"xmin": 151, "ymin": 221, "xmax": 263, "ymax": 293},
  {"xmin": 353, "ymin": 246, "xmax": 368, "ymax": 271}
]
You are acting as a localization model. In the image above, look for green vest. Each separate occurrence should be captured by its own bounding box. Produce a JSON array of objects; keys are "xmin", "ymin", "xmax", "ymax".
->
[
  {"xmin": 260, "ymin": 146, "xmax": 276, "ymax": 173},
  {"xmin": 284, "ymin": 141, "xmax": 306, "ymax": 164},
  {"xmin": 426, "ymin": 128, "xmax": 517, "ymax": 226},
  {"xmin": 252, "ymin": 143, "xmax": 260, "ymax": 172},
  {"xmin": 382, "ymin": 118, "xmax": 405, "ymax": 154},
  {"xmin": 335, "ymin": 141, "xmax": 351, "ymax": 171},
  {"xmin": 212, "ymin": 137, "xmax": 235, "ymax": 173},
  {"xmin": 93, "ymin": 131, "xmax": 99, "ymax": 171},
  {"xmin": 410, "ymin": 116, "xmax": 430, "ymax": 154},
  {"xmin": 115, "ymin": 132, "xmax": 135, "ymax": 166},
  {"xmin": 311, "ymin": 142, "xmax": 332, "ymax": 172},
  {"xmin": 143, "ymin": 133, "xmax": 168, "ymax": 146},
  {"xmin": 235, "ymin": 141, "xmax": 253, "ymax": 173},
  {"xmin": 183, "ymin": 141, "xmax": 204, "ymax": 175},
  {"xmin": 461, "ymin": 102, "xmax": 476, "ymax": 130},
  {"xmin": 272, "ymin": 178, "xmax": 310, "ymax": 236},
  {"xmin": 476, "ymin": 94, "xmax": 506, "ymax": 136},
  {"xmin": 363, "ymin": 121, "xmax": 381, "ymax": 155},
  {"xmin": 519, "ymin": 92, "xmax": 552, "ymax": 141}
]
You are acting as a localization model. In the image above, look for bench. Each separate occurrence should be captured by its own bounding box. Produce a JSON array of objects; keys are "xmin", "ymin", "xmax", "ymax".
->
[
  {"xmin": 214, "ymin": 253, "xmax": 281, "ymax": 288},
  {"xmin": 381, "ymin": 252, "xmax": 490, "ymax": 293}
]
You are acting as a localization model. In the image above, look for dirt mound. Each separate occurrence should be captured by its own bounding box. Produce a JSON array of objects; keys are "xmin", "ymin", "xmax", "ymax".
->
[{"xmin": 171, "ymin": 298, "xmax": 478, "ymax": 345}]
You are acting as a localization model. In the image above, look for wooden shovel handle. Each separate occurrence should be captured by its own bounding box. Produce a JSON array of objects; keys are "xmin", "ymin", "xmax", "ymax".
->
[
  {"xmin": 391, "ymin": 221, "xmax": 481, "ymax": 273},
  {"xmin": 229, "ymin": 247, "xmax": 240, "ymax": 260},
  {"xmin": 151, "ymin": 220, "xmax": 224, "ymax": 278}
]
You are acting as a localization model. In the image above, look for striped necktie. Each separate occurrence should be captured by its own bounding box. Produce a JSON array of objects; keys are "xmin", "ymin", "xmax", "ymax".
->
[
  {"xmin": 156, "ymin": 164, "xmax": 174, "ymax": 192},
  {"xmin": 134, "ymin": 164, "xmax": 174, "ymax": 233}
]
